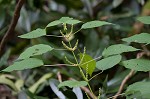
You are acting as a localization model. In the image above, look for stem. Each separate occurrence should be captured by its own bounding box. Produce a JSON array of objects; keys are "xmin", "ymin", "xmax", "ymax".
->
[
  {"xmin": 46, "ymin": 35, "xmax": 63, "ymax": 37},
  {"xmin": 88, "ymin": 71, "xmax": 103, "ymax": 81},
  {"xmin": 65, "ymin": 28, "xmax": 97, "ymax": 99},
  {"xmin": 108, "ymin": 93, "xmax": 125, "ymax": 99},
  {"xmin": 85, "ymin": 92, "xmax": 91, "ymax": 99},
  {"xmin": 73, "ymin": 28, "xmax": 81, "ymax": 35},
  {"xmin": 113, "ymin": 52, "xmax": 147, "ymax": 99},
  {"xmin": 81, "ymin": 86, "xmax": 97, "ymax": 99},
  {"xmin": 113, "ymin": 70, "xmax": 135, "ymax": 99},
  {"xmin": 88, "ymin": 83, "xmax": 97, "ymax": 99},
  {"xmin": 68, "ymin": 41, "xmax": 78, "ymax": 64},
  {"xmin": 0, "ymin": 0, "xmax": 25, "ymax": 56},
  {"xmin": 44, "ymin": 64, "xmax": 74, "ymax": 66}
]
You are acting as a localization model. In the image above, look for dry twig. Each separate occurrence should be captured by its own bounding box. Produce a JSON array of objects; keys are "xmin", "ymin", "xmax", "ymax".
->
[
  {"xmin": 81, "ymin": 86, "xmax": 97, "ymax": 99},
  {"xmin": 0, "ymin": 0, "xmax": 25, "ymax": 56},
  {"xmin": 113, "ymin": 51, "xmax": 150, "ymax": 99}
]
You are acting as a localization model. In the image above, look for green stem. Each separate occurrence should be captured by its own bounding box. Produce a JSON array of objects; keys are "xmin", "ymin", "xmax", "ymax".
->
[
  {"xmin": 73, "ymin": 28, "xmax": 81, "ymax": 35},
  {"xmin": 88, "ymin": 83, "xmax": 97, "ymax": 99},
  {"xmin": 85, "ymin": 92, "xmax": 91, "ymax": 99},
  {"xmin": 65, "ymin": 28, "xmax": 97, "ymax": 99}
]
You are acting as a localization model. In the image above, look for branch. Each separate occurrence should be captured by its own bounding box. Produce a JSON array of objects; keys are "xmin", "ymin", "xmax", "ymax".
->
[
  {"xmin": 112, "ymin": 70, "xmax": 135, "ymax": 99},
  {"xmin": 0, "ymin": 0, "xmax": 25, "ymax": 56},
  {"xmin": 113, "ymin": 51, "xmax": 150, "ymax": 99},
  {"xmin": 81, "ymin": 86, "xmax": 97, "ymax": 99}
]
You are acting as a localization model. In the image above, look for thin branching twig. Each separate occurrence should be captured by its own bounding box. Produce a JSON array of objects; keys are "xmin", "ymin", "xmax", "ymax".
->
[{"xmin": 113, "ymin": 51, "xmax": 150, "ymax": 99}]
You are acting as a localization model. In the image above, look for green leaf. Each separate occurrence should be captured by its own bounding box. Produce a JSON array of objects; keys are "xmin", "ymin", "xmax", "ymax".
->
[
  {"xmin": 66, "ymin": 19, "xmax": 81, "ymax": 25},
  {"xmin": 18, "ymin": 28, "xmax": 46, "ymax": 39},
  {"xmin": 59, "ymin": 17, "xmax": 73, "ymax": 23},
  {"xmin": 79, "ymin": 53, "xmax": 96, "ymax": 76},
  {"xmin": 102, "ymin": 44, "xmax": 140, "ymax": 57},
  {"xmin": 122, "ymin": 33, "xmax": 150, "ymax": 44},
  {"xmin": 58, "ymin": 80, "xmax": 88, "ymax": 88},
  {"xmin": 46, "ymin": 20, "xmax": 62, "ymax": 27},
  {"xmin": 126, "ymin": 81, "xmax": 150, "ymax": 98},
  {"xmin": 2, "ymin": 58, "xmax": 43, "ymax": 72},
  {"xmin": 29, "ymin": 73, "xmax": 52, "ymax": 93},
  {"xmin": 81, "ymin": 20, "xmax": 112, "ymax": 29},
  {"xmin": 96, "ymin": 55, "xmax": 122, "ymax": 70},
  {"xmin": 18, "ymin": 44, "xmax": 53, "ymax": 59},
  {"xmin": 46, "ymin": 17, "xmax": 81, "ymax": 27},
  {"xmin": 137, "ymin": 16, "xmax": 150, "ymax": 24},
  {"xmin": 120, "ymin": 59, "xmax": 150, "ymax": 72},
  {"xmin": 126, "ymin": 91, "xmax": 142, "ymax": 99},
  {"xmin": 0, "ymin": 75, "xmax": 18, "ymax": 91}
]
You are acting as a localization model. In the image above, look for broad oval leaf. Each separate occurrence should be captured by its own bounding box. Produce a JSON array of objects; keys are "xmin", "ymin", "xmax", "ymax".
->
[
  {"xmin": 2, "ymin": 58, "xmax": 43, "ymax": 72},
  {"xmin": 96, "ymin": 55, "xmax": 122, "ymax": 70},
  {"xmin": 66, "ymin": 19, "xmax": 81, "ymax": 25},
  {"xmin": 137, "ymin": 16, "xmax": 150, "ymax": 24},
  {"xmin": 59, "ymin": 17, "xmax": 73, "ymax": 23},
  {"xmin": 120, "ymin": 59, "xmax": 150, "ymax": 72},
  {"xmin": 122, "ymin": 33, "xmax": 150, "ymax": 44},
  {"xmin": 102, "ymin": 44, "xmax": 140, "ymax": 57},
  {"xmin": 46, "ymin": 20, "xmax": 62, "ymax": 27},
  {"xmin": 126, "ymin": 81, "xmax": 150, "ymax": 98},
  {"xmin": 58, "ymin": 80, "xmax": 88, "ymax": 88},
  {"xmin": 81, "ymin": 20, "xmax": 112, "ymax": 29},
  {"xmin": 18, "ymin": 44, "xmax": 53, "ymax": 59},
  {"xmin": 79, "ymin": 53, "xmax": 96, "ymax": 76},
  {"xmin": 18, "ymin": 28, "xmax": 46, "ymax": 39}
]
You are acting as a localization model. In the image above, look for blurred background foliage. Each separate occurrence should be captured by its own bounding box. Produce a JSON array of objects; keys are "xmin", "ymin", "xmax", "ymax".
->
[{"xmin": 0, "ymin": 0, "xmax": 150, "ymax": 99}]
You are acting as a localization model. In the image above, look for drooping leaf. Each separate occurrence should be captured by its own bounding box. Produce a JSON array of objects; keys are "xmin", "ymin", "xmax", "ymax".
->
[
  {"xmin": 126, "ymin": 81, "xmax": 150, "ymax": 98},
  {"xmin": 49, "ymin": 79, "xmax": 66, "ymax": 99},
  {"xmin": 15, "ymin": 79, "xmax": 24, "ymax": 91},
  {"xmin": 2, "ymin": 58, "xmax": 43, "ymax": 72},
  {"xmin": 58, "ymin": 80, "xmax": 88, "ymax": 88},
  {"xmin": 102, "ymin": 44, "xmax": 140, "ymax": 57},
  {"xmin": 0, "ymin": 75, "xmax": 18, "ymax": 91},
  {"xmin": 81, "ymin": 20, "xmax": 112, "ymax": 29},
  {"xmin": 73, "ymin": 87, "xmax": 83, "ymax": 99},
  {"xmin": 66, "ymin": 19, "xmax": 81, "ymax": 25},
  {"xmin": 18, "ymin": 28, "xmax": 46, "ymax": 39},
  {"xmin": 46, "ymin": 20, "xmax": 62, "ymax": 27},
  {"xmin": 122, "ymin": 33, "xmax": 150, "ymax": 44},
  {"xmin": 29, "ymin": 73, "xmax": 52, "ymax": 93},
  {"xmin": 79, "ymin": 53, "xmax": 96, "ymax": 76},
  {"xmin": 137, "ymin": 16, "xmax": 150, "ymax": 24},
  {"xmin": 120, "ymin": 59, "xmax": 150, "ymax": 72},
  {"xmin": 96, "ymin": 55, "xmax": 122, "ymax": 70},
  {"xmin": 18, "ymin": 44, "xmax": 53, "ymax": 59}
]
